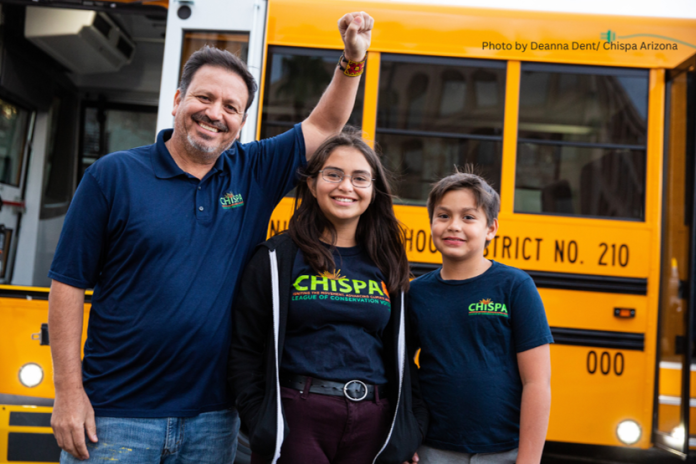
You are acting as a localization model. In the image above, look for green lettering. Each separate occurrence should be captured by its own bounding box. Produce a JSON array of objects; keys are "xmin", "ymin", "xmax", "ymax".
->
[
  {"xmin": 501, "ymin": 304, "xmax": 508, "ymax": 313},
  {"xmin": 330, "ymin": 279, "xmax": 337, "ymax": 292},
  {"xmin": 339, "ymin": 279, "xmax": 352, "ymax": 293},
  {"xmin": 311, "ymin": 275, "xmax": 329, "ymax": 291},
  {"xmin": 293, "ymin": 275, "xmax": 309, "ymax": 291},
  {"xmin": 469, "ymin": 303, "xmax": 476, "ymax": 311},
  {"xmin": 353, "ymin": 280, "xmax": 367, "ymax": 294},
  {"xmin": 494, "ymin": 303, "xmax": 502, "ymax": 311},
  {"xmin": 368, "ymin": 280, "xmax": 383, "ymax": 295}
]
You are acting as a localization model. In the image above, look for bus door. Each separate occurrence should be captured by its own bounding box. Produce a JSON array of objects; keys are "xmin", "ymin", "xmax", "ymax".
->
[
  {"xmin": 655, "ymin": 52, "xmax": 696, "ymax": 457},
  {"xmin": 0, "ymin": 100, "xmax": 35, "ymax": 284},
  {"xmin": 156, "ymin": 0, "xmax": 268, "ymax": 142}
]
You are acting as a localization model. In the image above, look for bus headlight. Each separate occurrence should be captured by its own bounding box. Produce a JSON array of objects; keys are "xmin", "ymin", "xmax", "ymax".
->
[
  {"xmin": 19, "ymin": 363, "xmax": 44, "ymax": 388},
  {"xmin": 669, "ymin": 425, "xmax": 685, "ymax": 445},
  {"xmin": 617, "ymin": 420, "xmax": 641, "ymax": 445}
]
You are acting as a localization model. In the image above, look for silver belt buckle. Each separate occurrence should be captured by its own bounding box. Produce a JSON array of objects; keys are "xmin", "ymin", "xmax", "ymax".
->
[{"xmin": 343, "ymin": 380, "xmax": 368, "ymax": 402}]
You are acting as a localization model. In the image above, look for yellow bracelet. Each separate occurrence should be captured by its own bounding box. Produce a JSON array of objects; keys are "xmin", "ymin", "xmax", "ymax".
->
[{"xmin": 338, "ymin": 52, "xmax": 366, "ymax": 77}]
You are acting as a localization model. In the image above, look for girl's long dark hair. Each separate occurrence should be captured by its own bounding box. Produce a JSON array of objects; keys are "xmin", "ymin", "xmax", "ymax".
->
[{"xmin": 288, "ymin": 131, "xmax": 410, "ymax": 294}]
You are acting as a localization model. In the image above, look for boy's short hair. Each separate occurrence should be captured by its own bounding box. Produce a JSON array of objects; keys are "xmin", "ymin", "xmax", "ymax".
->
[{"xmin": 427, "ymin": 172, "xmax": 500, "ymax": 226}]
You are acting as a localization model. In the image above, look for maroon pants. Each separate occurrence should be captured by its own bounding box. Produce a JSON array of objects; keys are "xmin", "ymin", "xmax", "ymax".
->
[{"xmin": 252, "ymin": 385, "xmax": 392, "ymax": 464}]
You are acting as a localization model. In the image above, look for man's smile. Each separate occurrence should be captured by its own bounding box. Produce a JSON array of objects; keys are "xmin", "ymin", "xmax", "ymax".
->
[
  {"xmin": 191, "ymin": 112, "xmax": 228, "ymax": 135},
  {"xmin": 198, "ymin": 121, "xmax": 220, "ymax": 133}
]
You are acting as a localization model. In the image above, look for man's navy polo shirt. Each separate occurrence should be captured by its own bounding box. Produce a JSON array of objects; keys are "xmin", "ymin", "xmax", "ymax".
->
[{"xmin": 49, "ymin": 126, "xmax": 306, "ymax": 417}]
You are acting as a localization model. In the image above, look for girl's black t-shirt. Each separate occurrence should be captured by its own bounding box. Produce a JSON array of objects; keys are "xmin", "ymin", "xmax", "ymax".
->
[{"xmin": 280, "ymin": 245, "xmax": 392, "ymax": 384}]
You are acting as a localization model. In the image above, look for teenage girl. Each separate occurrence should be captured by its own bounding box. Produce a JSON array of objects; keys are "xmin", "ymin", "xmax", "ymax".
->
[{"xmin": 229, "ymin": 132, "xmax": 427, "ymax": 464}]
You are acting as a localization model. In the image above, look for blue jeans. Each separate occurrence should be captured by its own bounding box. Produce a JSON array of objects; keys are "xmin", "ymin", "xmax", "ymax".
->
[{"xmin": 60, "ymin": 409, "xmax": 239, "ymax": 464}]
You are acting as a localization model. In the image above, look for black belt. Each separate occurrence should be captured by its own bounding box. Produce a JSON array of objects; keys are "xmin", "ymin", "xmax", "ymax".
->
[{"xmin": 280, "ymin": 374, "xmax": 387, "ymax": 402}]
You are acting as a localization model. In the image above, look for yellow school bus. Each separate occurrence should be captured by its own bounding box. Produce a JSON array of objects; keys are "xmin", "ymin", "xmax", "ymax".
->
[
  {"xmin": 262, "ymin": 1, "xmax": 696, "ymax": 459},
  {"xmin": 1, "ymin": 0, "xmax": 696, "ymax": 462}
]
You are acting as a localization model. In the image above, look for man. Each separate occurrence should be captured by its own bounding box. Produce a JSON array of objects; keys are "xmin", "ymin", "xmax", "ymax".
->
[{"xmin": 48, "ymin": 11, "xmax": 374, "ymax": 463}]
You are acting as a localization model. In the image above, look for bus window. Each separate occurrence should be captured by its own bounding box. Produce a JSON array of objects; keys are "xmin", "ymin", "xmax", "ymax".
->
[
  {"xmin": 0, "ymin": 98, "xmax": 32, "ymax": 187},
  {"xmin": 41, "ymin": 94, "xmax": 79, "ymax": 220},
  {"xmin": 376, "ymin": 55, "xmax": 506, "ymax": 204},
  {"xmin": 180, "ymin": 32, "xmax": 249, "ymax": 76},
  {"xmin": 260, "ymin": 46, "xmax": 365, "ymax": 139},
  {"xmin": 80, "ymin": 104, "xmax": 158, "ymax": 180},
  {"xmin": 515, "ymin": 64, "xmax": 648, "ymax": 220}
]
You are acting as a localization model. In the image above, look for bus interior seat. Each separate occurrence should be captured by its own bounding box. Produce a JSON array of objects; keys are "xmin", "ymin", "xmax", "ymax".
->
[
  {"xmin": 580, "ymin": 150, "xmax": 644, "ymax": 218},
  {"xmin": 541, "ymin": 179, "xmax": 574, "ymax": 214}
]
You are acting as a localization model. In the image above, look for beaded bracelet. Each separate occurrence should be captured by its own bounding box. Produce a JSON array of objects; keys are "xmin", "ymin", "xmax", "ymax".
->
[{"xmin": 338, "ymin": 52, "xmax": 366, "ymax": 77}]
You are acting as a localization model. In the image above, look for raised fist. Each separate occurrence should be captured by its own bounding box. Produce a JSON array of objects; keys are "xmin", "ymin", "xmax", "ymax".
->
[{"xmin": 338, "ymin": 12, "xmax": 374, "ymax": 62}]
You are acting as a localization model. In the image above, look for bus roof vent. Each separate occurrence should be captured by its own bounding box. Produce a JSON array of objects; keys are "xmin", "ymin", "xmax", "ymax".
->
[{"xmin": 25, "ymin": 7, "xmax": 135, "ymax": 75}]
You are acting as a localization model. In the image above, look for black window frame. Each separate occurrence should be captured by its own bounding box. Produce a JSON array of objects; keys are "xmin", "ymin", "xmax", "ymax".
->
[
  {"xmin": 376, "ymin": 53, "xmax": 507, "ymax": 205},
  {"xmin": 514, "ymin": 61, "xmax": 650, "ymax": 222},
  {"xmin": 78, "ymin": 101, "xmax": 158, "ymax": 184},
  {"xmin": 0, "ymin": 95, "xmax": 34, "ymax": 189},
  {"xmin": 377, "ymin": 53, "xmax": 506, "ymax": 143},
  {"xmin": 260, "ymin": 45, "xmax": 366, "ymax": 137}
]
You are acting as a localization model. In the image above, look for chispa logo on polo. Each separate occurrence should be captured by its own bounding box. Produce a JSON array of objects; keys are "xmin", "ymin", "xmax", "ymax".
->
[
  {"xmin": 469, "ymin": 298, "xmax": 508, "ymax": 317},
  {"xmin": 220, "ymin": 192, "xmax": 244, "ymax": 209}
]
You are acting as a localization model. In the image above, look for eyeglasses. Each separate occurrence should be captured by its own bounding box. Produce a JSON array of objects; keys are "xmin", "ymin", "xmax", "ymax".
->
[{"xmin": 319, "ymin": 168, "xmax": 374, "ymax": 188}]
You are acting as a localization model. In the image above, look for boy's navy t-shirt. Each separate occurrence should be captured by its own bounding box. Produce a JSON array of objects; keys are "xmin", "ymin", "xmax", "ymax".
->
[
  {"xmin": 281, "ymin": 246, "xmax": 392, "ymax": 384},
  {"xmin": 409, "ymin": 261, "xmax": 553, "ymax": 453},
  {"xmin": 48, "ymin": 126, "xmax": 305, "ymax": 417}
]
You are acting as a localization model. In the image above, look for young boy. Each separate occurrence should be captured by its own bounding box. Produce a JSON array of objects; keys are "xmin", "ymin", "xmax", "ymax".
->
[{"xmin": 409, "ymin": 172, "xmax": 553, "ymax": 464}]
